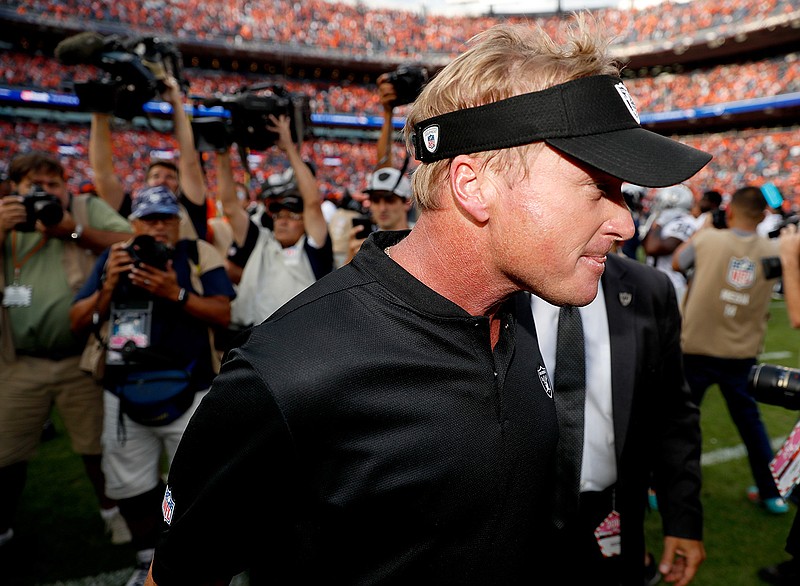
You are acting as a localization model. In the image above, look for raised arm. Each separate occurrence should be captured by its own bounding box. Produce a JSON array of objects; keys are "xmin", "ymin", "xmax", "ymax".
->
[
  {"xmin": 215, "ymin": 150, "xmax": 251, "ymax": 247},
  {"xmin": 268, "ymin": 114, "xmax": 327, "ymax": 246},
  {"xmin": 89, "ymin": 112, "xmax": 126, "ymax": 211},
  {"xmin": 162, "ymin": 77, "xmax": 206, "ymax": 206},
  {"xmin": 375, "ymin": 73, "xmax": 397, "ymax": 170}
]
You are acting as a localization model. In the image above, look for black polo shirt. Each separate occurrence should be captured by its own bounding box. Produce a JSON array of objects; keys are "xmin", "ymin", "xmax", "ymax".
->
[{"xmin": 153, "ymin": 230, "xmax": 560, "ymax": 585}]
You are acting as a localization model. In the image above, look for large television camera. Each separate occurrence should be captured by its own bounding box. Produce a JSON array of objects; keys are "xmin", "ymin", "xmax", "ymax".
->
[
  {"xmin": 55, "ymin": 31, "xmax": 186, "ymax": 120},
  {"xmin": 749, "ymin": 363, "xmax": 800, "ymax": 411},
  {"xmin": 193, "ymin": 84, "xmax": 311, "ymax": 152}
]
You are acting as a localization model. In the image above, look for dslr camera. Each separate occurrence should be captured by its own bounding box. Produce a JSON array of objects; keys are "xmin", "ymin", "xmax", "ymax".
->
[
  {"xmin": 384, "ymin": 65, "xmax": 429, "ymax": 107},
  {"xmin": 749, "ymin": 363, "xmax": 800, "ymax": 411},
  {"xmin": 55, "ymin": 31, "xmax": 187, "ymax": 120},
  {"xmin": 194, "ymin": 84, "xmax": 311, "ymax": 152},
  {"xmin": 124, "ymin": 234, "xmax": 173, "ymax": 271},
  {"xmin": 12, "ymin": 185, "xmax": 64, "ymax": 232}
]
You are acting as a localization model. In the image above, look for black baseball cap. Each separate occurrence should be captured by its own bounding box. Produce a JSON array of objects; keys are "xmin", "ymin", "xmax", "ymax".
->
[
  {"xmin": 268, "ymin": 195, "xmax": 303, "ymax": 214},
  {"xmin": 412, "ymin": 75, "xmax": 711, "ymax": 188}
]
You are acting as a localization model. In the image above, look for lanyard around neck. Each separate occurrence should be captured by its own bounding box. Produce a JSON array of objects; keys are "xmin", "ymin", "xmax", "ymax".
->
[{"xmin": 11, "ymin": 231, "xmax": 48, "ymax": 282}]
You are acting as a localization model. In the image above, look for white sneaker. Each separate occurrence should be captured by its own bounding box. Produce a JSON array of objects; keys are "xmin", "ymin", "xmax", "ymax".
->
[
  {"xmin": 125, "ymin": 562, "xmax": 150, "ymax": 586},
  {"xmin": 101, "ymin": 507, "xmax": 133, "ymax": 545},
  {"xmin": 126, "ymin": 548, "xmax": 154, "ymax": 586}
]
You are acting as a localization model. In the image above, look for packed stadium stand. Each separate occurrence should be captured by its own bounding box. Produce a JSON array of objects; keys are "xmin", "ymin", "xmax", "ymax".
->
[{"xmin": 0, "ymin": 0, "xmax": 798, "ymax": 205}]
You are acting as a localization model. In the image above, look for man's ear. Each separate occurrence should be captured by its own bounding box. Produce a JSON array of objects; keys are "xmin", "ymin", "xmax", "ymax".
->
[{"xmin": 450, "ymin": 155, "xmax": 490, "ymax": 224}]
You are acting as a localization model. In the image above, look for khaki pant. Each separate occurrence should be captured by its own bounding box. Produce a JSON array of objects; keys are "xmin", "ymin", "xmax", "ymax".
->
[{"xmin": 0, "ymin": 354, "xmax": 103, "ymax": 466}]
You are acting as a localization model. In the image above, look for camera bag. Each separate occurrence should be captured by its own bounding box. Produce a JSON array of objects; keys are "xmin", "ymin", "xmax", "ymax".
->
[{"xmin": 112, "ymin": 366, "xmax": 196, "ymax": 427}]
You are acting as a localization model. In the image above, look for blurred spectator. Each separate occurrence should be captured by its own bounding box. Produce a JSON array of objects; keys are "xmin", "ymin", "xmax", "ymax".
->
[
  {"xmin": 641, "ymin": 183, "xmax": 700, "ymax": 305},
  {"xmin": 220, "ymin": 114, "xmax": 333, "ymax": 335},
  {"xmin": 89, "ymin": 77, "xmax": 209, "ymax": 241},
  {"xmin": 675, "ymin": 185, "xmax": 786, "ymax": 515},
  {"xmin": 0, "ymin": 151, "xmax": 132, "ymax": 553},
  {"xmin": 2, "ymin": 0, "xmax": 795, "ymax": 60},
  {"xmin": 69, "ymin": 185, "xmax": 235, "ymax": 586}
]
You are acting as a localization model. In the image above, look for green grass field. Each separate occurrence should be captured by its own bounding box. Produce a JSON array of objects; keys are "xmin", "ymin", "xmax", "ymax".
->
[{"xmin": 2, "ymin": 301, "xmax": 799, "ymax": 585}]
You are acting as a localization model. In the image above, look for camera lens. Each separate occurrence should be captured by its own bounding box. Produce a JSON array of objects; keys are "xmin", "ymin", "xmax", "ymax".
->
[
  {"xmin": 748, "ymin": 364, "xmax": 800, "ymax": 410},
  {"xmin": 35, "ymin": 199, "xmax": 64, "ymax": 227}
]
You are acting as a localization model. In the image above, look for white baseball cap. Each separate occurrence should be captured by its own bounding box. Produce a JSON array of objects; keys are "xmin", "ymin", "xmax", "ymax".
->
[{"xmin": 365, "ymin": 168, "xmax": 412, "ymax": 200}]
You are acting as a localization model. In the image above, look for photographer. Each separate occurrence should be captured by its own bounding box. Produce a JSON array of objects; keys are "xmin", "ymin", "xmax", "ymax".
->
[
  {"xmin": 674, "ymin": 185, "xmax": 786, "ymax": 514},
  {"xmin": 343, "ymin": 72, "xmax": 416, "ymax": 264},
  {"xmin": 345, "ymin": 168, "xmax": 413, "ymax": 264},
  {"xmin": 89, "ymin": 76, "xmax": 210, "ymax": 241},
  {"xmin": 0, "ymin": 152, "xmax": 132, "ymax": 551},
  {"xmin": 218, "ymin": 114, "xmax": 332, "ymax": 329},
  {"xmin": 69, "ymin": 184, "xmax": 234, "ymax": 586},
  {"xmin": 757, "ymin": 223, "xmax": 800, "ymax": 584}
]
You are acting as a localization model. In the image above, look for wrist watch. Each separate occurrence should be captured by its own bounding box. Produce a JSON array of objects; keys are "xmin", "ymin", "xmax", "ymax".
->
[
  {"xmin": 177, "ymin": 287, "xmax": 189, "ymax": 306},
  {"xmin": 70, "ymin": 224, "xmax": 83, "ymax": 242}
]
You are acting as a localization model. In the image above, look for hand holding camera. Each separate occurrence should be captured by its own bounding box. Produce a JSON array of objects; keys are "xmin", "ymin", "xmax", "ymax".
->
[
  {"xmin": 2, "ymin": 186, "xmax": 64, "ymax": 233},
  {"xmin": 381, "ymin": 65, "xmax": 429, "ymax": 107},
  {"xmin": 106, "ymin": 235, "xmax": 177, "ymax": 300},
  {"xmin": 376, "ymin": 73, "xmax": 398, "ymax": 113},
  {"xmin": 779, "ymin": 222, "xmax": 800, "ymax": 270},
  {"xmin": 0, "ymin": 196, "xmax": 27, "ymax": 238},
  {"xmin": 159, "ymin": 75, "xmax": 184, "ymax": 110},
  {"xmin": 266, "ymin": 114, "xmax": 294, "ymax": 153}
]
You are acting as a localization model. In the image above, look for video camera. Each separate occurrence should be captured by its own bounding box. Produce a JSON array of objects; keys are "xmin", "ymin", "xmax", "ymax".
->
[
  {"xmin": 55, "ymin": 31, "xmax": 186, "ymax": 120},
  {"xmin": 383, "ymin": 65, "xmax": 429, "ymax": 107},
  {"xmin": 11, "ymin": 185, "xmax": 64, "ymax": 232},
  {"xmin": 749, "ymin": 363, "xmax": 800, "ymax": 411},
  {"xmin": 193, "ymin": 84, "xmax": 311, "ymax": 152}
]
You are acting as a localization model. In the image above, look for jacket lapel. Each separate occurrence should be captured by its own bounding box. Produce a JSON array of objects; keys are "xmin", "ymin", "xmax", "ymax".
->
[{"xmin": 602, "ymin": 256, "xmax": 638, "ymax": 463}]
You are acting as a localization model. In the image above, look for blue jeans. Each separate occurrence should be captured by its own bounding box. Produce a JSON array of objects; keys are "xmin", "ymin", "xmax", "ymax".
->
[{"xmin": 683, "ymin": 354, "xmax": 779, "ymax": 499}]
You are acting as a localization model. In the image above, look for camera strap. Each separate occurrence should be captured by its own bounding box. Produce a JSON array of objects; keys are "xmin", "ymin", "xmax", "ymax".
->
[{"xmin": 392, "ymin": 153, "xmax": 412, "ymax": 194}]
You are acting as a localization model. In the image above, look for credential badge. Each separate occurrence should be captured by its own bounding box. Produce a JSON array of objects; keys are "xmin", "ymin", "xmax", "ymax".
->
[
  {"xmin": 614, "ymin": 82, "xmax": 640, "ymax": 124},
  {"xmin": 618, "ymin": 292, "xmax": 632, "ymax": 307},
  {"xmin": 423, "ymin": 124, "xmax": 440, "ymax": 154},
  {"xmin": 538, "ymin": 365, "xmax": 553, "ymax": 399}
]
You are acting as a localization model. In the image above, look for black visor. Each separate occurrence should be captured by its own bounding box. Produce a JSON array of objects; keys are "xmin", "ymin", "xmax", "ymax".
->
[{"xmin": 412, "ymin": 75, "xmax": 711, "ymax": 188}]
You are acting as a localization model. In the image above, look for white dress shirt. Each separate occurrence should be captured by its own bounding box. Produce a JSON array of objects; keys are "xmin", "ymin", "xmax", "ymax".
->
[{"xmin": 531, "ymin": 284, "xmax": 617, "ymax": 492}]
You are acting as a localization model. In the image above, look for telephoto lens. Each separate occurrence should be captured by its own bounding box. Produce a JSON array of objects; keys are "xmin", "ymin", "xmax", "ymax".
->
[{"xmin": 748, "ymin": 364, "xmax": 800, "ymax": 410}]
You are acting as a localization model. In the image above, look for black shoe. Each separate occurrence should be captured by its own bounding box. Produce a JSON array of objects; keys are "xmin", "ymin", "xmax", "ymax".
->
[
  {"xmin": 40, "ymin": 418, "xmax": 57, "ymax": 442},
  {"xmin": 644, "ymin": 552, "xmax": 661, "ymax": 586},
  {"xmin": 758, "ymin": 560, "xmax": 800, "ymax": 585}
]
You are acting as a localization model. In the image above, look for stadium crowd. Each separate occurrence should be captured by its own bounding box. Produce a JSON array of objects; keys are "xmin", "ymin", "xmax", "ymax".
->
[
  {"xmin": 1, "ymin": 0, "xmax": 797, "ymax": 58},
  {"xmin": 2, "ymin": 50, "xmax": 799, "ymax": 117},
  {"xmin": 0, "ymin": 118, "xmax": 797, "ymax": 209},
  {"xmin": 1, "ymin": 1, "xmax": 800, "ymax": 585}
]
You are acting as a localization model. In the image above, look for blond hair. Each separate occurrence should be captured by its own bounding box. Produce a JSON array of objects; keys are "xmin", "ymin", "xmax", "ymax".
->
[{"xmin": 404, "ymin": 13, "xmax": 621, "ymax": 210}]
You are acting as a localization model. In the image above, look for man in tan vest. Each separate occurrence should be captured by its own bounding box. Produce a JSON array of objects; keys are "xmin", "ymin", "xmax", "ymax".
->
[{"xmin": 674, "ymin": 185, "xmax": 785, "ymax": 513}]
